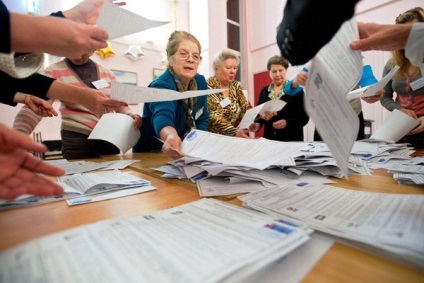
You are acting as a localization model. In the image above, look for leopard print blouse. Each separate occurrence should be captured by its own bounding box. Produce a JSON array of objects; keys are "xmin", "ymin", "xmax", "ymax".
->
[{"xmin": 207, "ymin": 76, "xmax": 249, "ymax": 136}]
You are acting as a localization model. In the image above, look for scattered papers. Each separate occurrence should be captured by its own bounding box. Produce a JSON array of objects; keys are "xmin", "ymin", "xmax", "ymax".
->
[
  {"xmin": 0, "ymin": 199, "xmax": 310, "ymax": 283},
  {"xmin": 0, "ymin": 171, "xmax": 151, "ymax": 210},
  {"xmin": 181, "ymin": 130, "xmax": 300, "ymax": 170},
  {"xmin": 305, "ymin": 18, "xmax": 362, "ymax": 177},
  {"xmin": 66, "ymin": 185, "xmax": 156, "ymax": 206},
  {"xmin": 370, "ymin": 109, "xmax": 420, "ymax": 143},
  {"xmin": 111, "ymin": 82, "xmax": 224, "ymax": 104},
  {"xmin": 88, "ymin": 113, "xmax": 141, "ymax": 154},
  {"xmin": 240, "ymin": 183, "xmax": 424, "ymax": 268},
  {"xmin": 45, "ymin": 159, "xmax": 139, "ymax": 175},
  {"xmin": 96, "ymin": 1, "xmax": 169, "ymax": 40},
  {"xmin": 57, "ymin": 170, "xmax": 151, "ymax": 197},
  {"xmin": 238, "ymin": 100, "xmax": 286, "ymax": 130},
  {"xmin": 346, "ymin": 66, "xmax": 400, "ymax": 100}
]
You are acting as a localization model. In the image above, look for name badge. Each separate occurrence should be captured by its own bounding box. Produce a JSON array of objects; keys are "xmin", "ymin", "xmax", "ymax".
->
[
  {"xmin": 195, "ymin": 107, "xmax": 204, "ymax": 120},
  {"xmin": 410, "ymin": 77, "xmax": 424, "ymax": 91},
  {"xmin": 219, "ymin": 97, "xmax": 231, "ymax": 108},
  {"xmin": 92, "ymin": 79, "xmax": 109, "ymax": 90}
]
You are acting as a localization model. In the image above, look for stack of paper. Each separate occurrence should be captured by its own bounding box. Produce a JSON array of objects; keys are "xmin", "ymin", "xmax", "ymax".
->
[
  {"xmin": 0, "ymin": 171, "xmax": 154, "ymax": 209},
  {"xmin": 239, "ymin": 183, "xmax": 424, "ymax": 269},
  {"xmin": 0, "ymin": 199, "xmax": 310, "ymax": 283}
]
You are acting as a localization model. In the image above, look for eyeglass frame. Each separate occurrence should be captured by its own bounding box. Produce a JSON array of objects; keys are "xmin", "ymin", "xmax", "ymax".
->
[{"xmin": 174, "ymin": 49, "xmax": 202, "ymax": 63}]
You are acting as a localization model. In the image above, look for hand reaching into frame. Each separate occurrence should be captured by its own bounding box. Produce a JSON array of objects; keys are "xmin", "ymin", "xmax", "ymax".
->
[{"xmin": 0, "ymin": 124, "xmax": 64, "ymax": 200}]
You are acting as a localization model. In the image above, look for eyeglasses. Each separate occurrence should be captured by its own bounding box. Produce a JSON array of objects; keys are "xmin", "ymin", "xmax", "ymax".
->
[{"xmin": 176, "ymin": 51, "xmax": 202, "ymax": 63}]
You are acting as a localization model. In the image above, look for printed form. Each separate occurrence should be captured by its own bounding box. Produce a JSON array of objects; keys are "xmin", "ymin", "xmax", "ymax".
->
[
  {"xmin": 305, "ymin": 18, "xmax": 362, "ymax": 177},
  {"xmin": 0, "ymin": 199, "xmax": 310, "ymax": 283}
]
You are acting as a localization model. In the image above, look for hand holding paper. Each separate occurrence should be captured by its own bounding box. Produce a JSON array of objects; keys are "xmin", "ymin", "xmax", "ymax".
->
[
  {"xmin": 88, "ymin": 113, "xmax": 141, "ymax": 154},
  {"xmin": 346, "ymin": 66, "xmax": 400, "ymax": 100},
  {"xmin": 237, "ymin": 100, "xmax": 286, "ymax": 130},
  {"xmin": 370, "ymin": 109, "xmax": 420, "ymax": 143}
]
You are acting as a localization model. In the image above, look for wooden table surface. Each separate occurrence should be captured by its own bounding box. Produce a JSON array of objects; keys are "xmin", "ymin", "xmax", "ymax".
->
[{"xmin": 0, "ymin": 151, "xmax": 423, "ymax": 282}]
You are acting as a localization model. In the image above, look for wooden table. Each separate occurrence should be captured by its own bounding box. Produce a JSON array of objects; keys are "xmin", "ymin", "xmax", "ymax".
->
[{"xmin": 0, "ymin": 151, "xmax": 423, "ymax": 282}]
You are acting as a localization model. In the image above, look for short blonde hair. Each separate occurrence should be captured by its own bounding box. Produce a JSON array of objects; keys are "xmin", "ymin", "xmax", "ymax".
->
[{"xmin": 212, "ymin": 48, "xmax": 240, "ymax": 68}]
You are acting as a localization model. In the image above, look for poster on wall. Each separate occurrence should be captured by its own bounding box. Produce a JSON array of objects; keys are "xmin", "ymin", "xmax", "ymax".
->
[{"xmin": 111, "ymin": 69, "xmax": 138, "ymax": 86}]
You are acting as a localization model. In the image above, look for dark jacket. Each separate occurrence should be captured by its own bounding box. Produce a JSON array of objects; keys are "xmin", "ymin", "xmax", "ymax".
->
[{"xmin": 257, "ymin": 86, "xmax": 309, "ymax": 142}]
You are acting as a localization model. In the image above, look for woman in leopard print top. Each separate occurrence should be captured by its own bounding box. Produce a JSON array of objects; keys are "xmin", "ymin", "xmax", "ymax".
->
[{"xmin": 207, "ymin": 49, "xmax": 251, "ymax": 138}]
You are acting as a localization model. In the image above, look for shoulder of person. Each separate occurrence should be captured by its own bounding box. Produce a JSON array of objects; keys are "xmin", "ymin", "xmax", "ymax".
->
[
  {"xmin": 195, "ymin": 73, "xmax": 207, "ymax": 89},
  {"xmin": 148, "ymin": 70, "xmax": 176, "ymax": 90}
]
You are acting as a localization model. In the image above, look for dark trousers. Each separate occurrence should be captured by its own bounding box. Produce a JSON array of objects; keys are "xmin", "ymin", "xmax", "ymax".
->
[{"xmin": 61, "ymin": 129, "xmax": 119, "ymax": 160}]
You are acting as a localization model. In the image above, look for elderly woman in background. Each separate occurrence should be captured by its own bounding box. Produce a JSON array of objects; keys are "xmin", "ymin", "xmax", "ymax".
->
[
  {"xmin": 252, "ymin": 55, "xmax": 309, "ymax": 141},
  {"xmin": 207, "ymin": 48, "xmax": 251, "ymax": 138},
  {"xmin": 133, "ymin": 31, "xmax": 209, "ymax": 158}
]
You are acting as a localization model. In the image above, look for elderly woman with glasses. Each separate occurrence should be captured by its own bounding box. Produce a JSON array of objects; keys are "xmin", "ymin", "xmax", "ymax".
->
[
  {"xmin": 133, "ymin": 31, "xmax": 209, "ymax": 159},
  {"xmin": 207, "ymin": 48, "xmax": 251, "ymax": 138}
]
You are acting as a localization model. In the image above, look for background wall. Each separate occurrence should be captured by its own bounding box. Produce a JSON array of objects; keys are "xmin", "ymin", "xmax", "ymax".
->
[{"xmin": 1, "ymin": 0, "xmax": 422, "ymax": 142}]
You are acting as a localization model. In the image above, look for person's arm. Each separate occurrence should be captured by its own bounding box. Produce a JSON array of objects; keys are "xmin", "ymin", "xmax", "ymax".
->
[
  {"xmin": 350, "ymin": 23, "xmax": 413, "ymax": 52},
  {"xmin": 0, "ymin": 1, "xmax": 11, "ymax": 53},
  {"xmin": 13, "ymin": 93, "xmax": 57, "ymax": 117},
  {"xmin": 159, "ymin": 126, "xmax": 183, "ymax": 160},
  {"xmin": 0, "ymin": 123, "xmax": 64, "ymax": 200},
  {"xmin": 277, "ymin": 0, "xmax": 359, "ymax": 65},
  {"xmin": 284, "ymin": 68, "xmax": 308, "ymax": 96},
  {"xmin": 10, "ymin": 13, "xmax": 108, "ymax": 59},
  {"xmin": 13, "ymin": 99, "xmax": 53, "ymax": 135},
  {"xmin": 46, "ymin": 81, "xmax": 127, "ymax": 117}
]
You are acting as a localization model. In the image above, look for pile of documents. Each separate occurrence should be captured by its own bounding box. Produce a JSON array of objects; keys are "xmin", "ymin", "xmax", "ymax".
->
[
  {"xmin": 239, "ymin": 183, "xmax": 424, "ymax": 269},
  {"xmin": 0, "ymin": 161, "xmax": 154, "ymax": 209},
  {"xmin": 155, "ymin": 130, "xmax": 422, "ymax": 197},
  {"xmin": 0, "ymin": 199, "xmax": 310, "ymax": 283}
]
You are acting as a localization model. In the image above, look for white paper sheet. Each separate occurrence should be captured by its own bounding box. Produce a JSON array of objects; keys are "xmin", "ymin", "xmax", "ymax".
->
[
  {"xmin": 181, "ymin": 130, "xmax": 301, "ymax": 170},
  {"xmin": 346, "ymin": 65, "xmax": 400, "ymax": 100},
  {"xmin": 370, "ymin": 109, "xmax": 420, "ymax": 143},
  {"xmin": 96, "ymin": 2, "xmax": 170, "ymax": 40},
  {"xmin": 0, "ymin": 199, "xmax": 310, "ymax": 283},
  {"xmin": 238, "ymin": 100, "xmax": 286, "ymax": 130},
  {"xmin": 88, "ymin": 113, "xmax": 140, "ymax": 154},
  {"xmin": 111, "ymin": 82, "xmax": 224, "ymax": 104},
  {"xmin": 66, "ymin": 185, "xmax": 156, "ymax": 206},
  {"xmin": 305, "ymin": 18, "xmax": 362, "ymax": 177},
  {"xmin": 239, "ymin": 183, "xmax": 424, "ymax": 268}
]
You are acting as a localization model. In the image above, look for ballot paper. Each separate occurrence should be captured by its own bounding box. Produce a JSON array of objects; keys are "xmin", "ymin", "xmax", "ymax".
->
[
  {"xmin": 181, "ymin": 130, "xmax": 301, "ymax": 170},
  {"xmin": 239, "ymin": 183, "xmax": 424, "ymax": 269},
  {"xmin": 370, "ymin": 109, "xmax": 420, "ymax": 143},
  {"xmin": 0, "ymin": 171, "xmax": 151, "ymax": 210},
  {"xmin": 0, "ymin": 199, "xmax": 310, "ymax": 283},
  {"xmin": 45, "ymin": 159, "xmax": 140, "ymax": 175},
  {"xmin": 96, "ymin": 1, "xmax": 169, "ymax": 40},
  {"xmin": 88, "ymin": 113, "xmax": 140, "ymax": 154},
  {"xmin": 237, "ymin": 100, "xmax": 286, "ymax": 130},
  {"xmin": 346, "ymin": 65, "xmax": 400, "ymax": 100},
  {"xmin": 305, "ymin": 18, "xmax": 362, "ymax": 177},
  {"xmin": 66, "ymin": 185, "xmax": 157, "ymax": 206},
  {"xmin": 111, "ymin": 82, "xmax": 225, "ymax": 104}
]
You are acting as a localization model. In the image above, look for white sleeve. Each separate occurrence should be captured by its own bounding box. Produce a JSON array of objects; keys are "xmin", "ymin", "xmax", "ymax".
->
[
  {"xmin": 405, "ymin": 22, "xmax": 424, "ymax": 73},
  {"xmin": 0, "ymin": 52, "xmax": 44, "ymax": 78}
]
